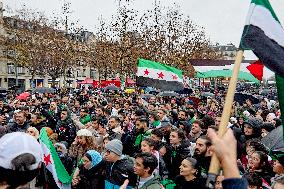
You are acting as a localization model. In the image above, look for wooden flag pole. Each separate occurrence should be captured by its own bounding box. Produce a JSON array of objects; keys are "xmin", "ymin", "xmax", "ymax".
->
[{"xmin": 206, "ymin": 50, "xmax": 244, "ymax": 187}]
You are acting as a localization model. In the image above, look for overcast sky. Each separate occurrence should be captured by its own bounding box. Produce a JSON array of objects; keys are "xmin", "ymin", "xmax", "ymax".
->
[{"xmin": 3, "ymin": 0, "xmax": 284, "ymax": 78}]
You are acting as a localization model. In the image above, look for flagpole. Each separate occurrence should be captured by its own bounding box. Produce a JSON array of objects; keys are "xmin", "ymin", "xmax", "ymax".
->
[{"xmin": 206, "ymin": 50, "xmax": 244, "ymax": 188}]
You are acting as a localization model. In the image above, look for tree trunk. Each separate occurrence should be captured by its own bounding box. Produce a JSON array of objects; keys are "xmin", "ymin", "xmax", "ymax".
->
[{"xmin": 52, "ymin": 77, "xmax": 56, "ymax": 88}]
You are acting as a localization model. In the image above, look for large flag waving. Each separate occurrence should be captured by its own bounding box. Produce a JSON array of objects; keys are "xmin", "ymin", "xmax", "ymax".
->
[
  {"xmin": 39, "ymin": 129, "xmax": 71, "ymax": 189},
  {"xmin": 136, "ymin": 58, "xmax": 184, "ymax": 91},
  {"xmin": 240, "ymin": 0, "xmax": 284, "ymax": 76},
  {"xmin": 240, "ymin": 0, "xmax": 284, "ymax": 140}
]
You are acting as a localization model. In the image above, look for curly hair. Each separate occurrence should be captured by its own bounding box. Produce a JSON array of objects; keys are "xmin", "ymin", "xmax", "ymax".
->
[
  {"xmin": 246, "ymin": 139, "xmax": 268, "ymax": 154},
  {"xmin": 84, "ymin": 136, "xmax": 98, "ymax": 150}
]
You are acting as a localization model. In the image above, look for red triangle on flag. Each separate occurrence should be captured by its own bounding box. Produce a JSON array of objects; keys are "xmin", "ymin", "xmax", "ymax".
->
[{"xmin": 246, "ymin": 60, "xmax": 264, "ymax": 81}]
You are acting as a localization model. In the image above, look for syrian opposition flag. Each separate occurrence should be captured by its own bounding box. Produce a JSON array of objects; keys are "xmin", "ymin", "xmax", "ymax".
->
[
  {"xmin": 240, "ymin": 0, "xmax": 284, "ymax": 140},
  {"xmin": 39, "ymin": 129, "xmax": 71, "ymax": 189},
  {"xmin": 136, "ymin": 58, "xmax": 184, "ymax": 91}
]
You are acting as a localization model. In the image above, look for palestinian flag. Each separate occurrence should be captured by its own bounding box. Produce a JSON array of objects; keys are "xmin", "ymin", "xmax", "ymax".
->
[
  {"xmin": 39, "ymin": 129, "xmax": 71, "ymax": 189},
  {"xmin": 136, "ymin": 58, "xmax": 184, "ymax": 91},
  {"xmin": 246, "ymin": 60, "xmax": 264, "ymax": 81},
  {"xmin": 240, "ymin": 0, "xmax": 284, "ymax": 139},
  {"xmin": 240, "ymin": 0, "xmax": 284, "ymax": 77}
]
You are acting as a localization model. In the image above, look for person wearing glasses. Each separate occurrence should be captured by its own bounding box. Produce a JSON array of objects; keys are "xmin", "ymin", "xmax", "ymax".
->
[{"xmin": 104, "ymin": 139, "xmax": 137, "ymax": 189}]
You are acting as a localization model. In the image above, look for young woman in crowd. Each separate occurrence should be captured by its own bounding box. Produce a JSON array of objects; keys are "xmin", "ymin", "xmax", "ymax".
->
[
  {"xmin": 69, "ymin": 129, "xmax": 98, "ymax": 165},
  {"xmin": 247, "ymin": 151, "xmax": 274, "ymax": 185},
  {"xmin": 174, "ymin": 157, "xmax": 206, "ymax": 189},
  {"xmin": 163, "ymin": 129, "xmax": 191, "ymax": 180},
  {"xmin": 72, "ymin": 150, "xmax": 105, "ymax": 188},
  {"xmin": 140, "ymin": 137, "xmax": 168, "ymax": 179}
]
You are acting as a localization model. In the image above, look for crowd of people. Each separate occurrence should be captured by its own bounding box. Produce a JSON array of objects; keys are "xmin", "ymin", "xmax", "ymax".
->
[{"xmin": 0, "ymin": 85, "xmax": 283, "ymax": 189}]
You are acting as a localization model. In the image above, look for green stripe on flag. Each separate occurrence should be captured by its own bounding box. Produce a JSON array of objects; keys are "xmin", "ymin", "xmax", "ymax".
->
[
  {"xmin": 276, "ymin": 75, "xmax": 284, "ymax": 140},
  {"xmin": 252, "ymin": 0, "xmax": 280, "ymax": 22},
  {"xmin": 40, "ymin": 128, "xmax": 71, "ymax": 184},
  {"xmin": 138, "ymin": 58, "xmax": 183, "ymax": 79}
]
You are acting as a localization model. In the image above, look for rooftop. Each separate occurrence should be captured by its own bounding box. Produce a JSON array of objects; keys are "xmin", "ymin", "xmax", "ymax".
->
[{"xmin": 190, "ymin": 59, "xmax": 255, "ymax": 66}]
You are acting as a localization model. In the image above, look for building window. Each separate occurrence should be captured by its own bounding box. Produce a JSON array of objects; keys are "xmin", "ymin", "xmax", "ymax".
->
[
  {"xmin": 90, "ymin": 69, "xmax": 97, "ymax": 78},
  {"xmin": 17, "ymin": 67, "xmax": 25, "ymax": 74},
  {"xmin": 7, "ymin": 64, "xmax": 15, "ymax": 74}
]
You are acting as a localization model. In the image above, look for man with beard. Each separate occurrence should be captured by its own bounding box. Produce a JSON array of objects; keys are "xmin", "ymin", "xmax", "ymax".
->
[
  {"xmin": 175, "ymin": 110, "xmax": 189, "ymax": 126},
  {"xmin": 193, "ymin": 135, "xmax": 212, "ymax": 179},
  {"xmin": 122, "ymin": 117, "xmax": 151, "ymax": 156},
  {"xmin": 41, "ymin": 101, "xmax": 60, "ymax": 129},
  {"xmin": 95, "ymin": 106, "xmax": 108, "ymax": 125},
  {"xmin": 7, "ymin": 111, "xmax": 30, "ymax": 133},
  {"xmin": 107, "ymin": 116, "xmax": 123, "ymax": 140},
  {"xmin": 188, "ymin": 120, "xmax": 203, "ymax": 142}
]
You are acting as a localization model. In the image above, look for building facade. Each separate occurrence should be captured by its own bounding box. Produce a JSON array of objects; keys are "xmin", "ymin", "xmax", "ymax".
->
[
  {"xmin": 0, "ymin": 4, "xmax": 98, "ymax": 90},
  {"xmin": 212, "ymin": 43, "xmax": 238, "ymax": 60}
]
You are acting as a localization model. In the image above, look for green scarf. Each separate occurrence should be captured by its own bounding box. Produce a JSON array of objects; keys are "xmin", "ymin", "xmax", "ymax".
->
[
  {"xmin": 134, "ymin": 130, "xmax": 151, "ymax": 147},
  {"xmin": 152, "ymin": 120, "xmax": 161, "ymax": 127}
]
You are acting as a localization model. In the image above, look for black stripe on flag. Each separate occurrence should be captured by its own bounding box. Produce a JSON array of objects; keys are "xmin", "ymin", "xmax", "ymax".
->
[
  {"xmin": 136, "ymin": 76, "xmax": 184, "ymax": 91},
  {"xmin": 241, "ymin": 25, "xmax": 284, "ymax": 77}
]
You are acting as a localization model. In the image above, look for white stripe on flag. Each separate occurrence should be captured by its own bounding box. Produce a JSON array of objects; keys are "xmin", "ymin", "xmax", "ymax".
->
[
  {"xmin": 40, "ymin": 142, "xmax": 71, "ymax": 189},
  {"xmin": 137, "ymin": 67, "xmax": 183, "ymax": 82},
  {"xmin": 245, "ymin": 3, "xmax": 284, "ymax": 48}
]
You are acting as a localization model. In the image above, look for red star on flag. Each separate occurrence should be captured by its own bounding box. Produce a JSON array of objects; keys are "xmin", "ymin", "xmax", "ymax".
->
[
  {"xmin": 144, "ymin": 69, "xmax": 150, "ymax": 75},
  {"xmin": 43, "ymin": 154, "xmax": 52, "ymax": 166},
  {"xmin": 157, "ymin": 72, "xmax": 164, "ymax": 79},
  {"xmin": 172, "ymin": 75, "xmax": 178, "ymax": 80}
]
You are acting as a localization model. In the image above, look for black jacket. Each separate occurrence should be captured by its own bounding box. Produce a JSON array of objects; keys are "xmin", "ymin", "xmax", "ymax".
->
[
  {"xmin": 174, "ymin": 175, "xmax": 207, "ymax": 189},
  {"xmin": 105, "ymin": 157, "xmax": 137, "ymax": 187},
  {"xmin": 73, "ymin": 161, "xmax": 105, "ymax": 189},
  {"xmin": 7, "ymin": 121, "xmax": 29, "ymax": 133},
  {"xmin": 55, "ymin": 119, "xmax": 76, "ymax": 146},
  {"xmin": 163, "ymin": 140, "xmax": 191, "ymax": 180}
]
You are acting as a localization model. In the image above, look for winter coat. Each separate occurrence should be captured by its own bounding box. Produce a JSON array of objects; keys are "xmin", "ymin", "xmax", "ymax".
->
[
  {"xmin": 163, "ymin": 140, "xmax": 191, "ymax": 180},
  {"xmin": 41, "ymin": 108, "xmax": 60, "ymax": 130},
  {"xmin": 108, "ymin": 127, "xmax": 123, "ymax": 141},
  {"xmin": 105, "ymin": 156, "xmax": 137, "ymax": 188},
  {"xmin": 55, "ymin": 118, "xmax": 76, "ymax": 146},
  {"xmin": 138, "ymin": 175, "xmax": 164, "ymax": 189},
  {"xmin": 152, "ymin": 151, "xmax": 168, "ymax": 179},
  {"xmin": 7, "ymin": 121, "xmax": 29, "ymax": 133},
  {"xmin": 174, "ymin": 175, "xmax": 207, "ymax": 189},
  {"xmin": 121, "ymin": 128, "xmax": 151, "ymax": 157},
  {"xmin": 73, "ymin": 161, "xmax": 105, "ymax": 189}
]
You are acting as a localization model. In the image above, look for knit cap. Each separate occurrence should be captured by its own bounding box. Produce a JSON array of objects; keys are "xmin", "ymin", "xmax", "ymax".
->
[{"xmin": 105, "ymin": 139, "xmax": 123, "ymax": 156}]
